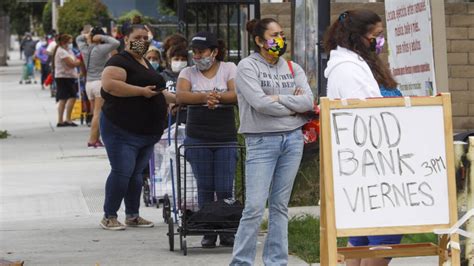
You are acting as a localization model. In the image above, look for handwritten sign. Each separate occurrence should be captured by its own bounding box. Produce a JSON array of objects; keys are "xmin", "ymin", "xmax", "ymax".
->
[
  {"xmin": 385, "ymin": 0, "xmax": 436, "ymax": 96},
  {"xmin": 330, "ymin": 105, "xmax": 449, "ymax": 229}
]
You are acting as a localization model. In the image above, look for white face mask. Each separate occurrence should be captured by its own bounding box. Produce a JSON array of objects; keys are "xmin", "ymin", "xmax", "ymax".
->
[
  {"xmin": 68, "ymin": 43, "xmax": 73, "ymax": 50},
  {"xmin": 171, "ymin": 60, "xmax": 187, "ymax": 73}
]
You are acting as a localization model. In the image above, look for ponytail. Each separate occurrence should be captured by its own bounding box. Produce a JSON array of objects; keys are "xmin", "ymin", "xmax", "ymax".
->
[{"xmin": 214, "ymin": 39, "xmax": 227, "ymax": 61}]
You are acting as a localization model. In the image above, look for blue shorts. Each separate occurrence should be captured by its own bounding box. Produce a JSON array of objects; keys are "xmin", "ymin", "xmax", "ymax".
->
[{"xmin": 349, "ymin": 235, "xmax": 403, "ymax": 246}]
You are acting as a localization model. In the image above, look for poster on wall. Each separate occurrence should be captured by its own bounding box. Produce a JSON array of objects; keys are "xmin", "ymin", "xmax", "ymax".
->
[
  {"xmin": 385, "ymin": 0, "xmax": 436, "ymax": 96},
  {"xmin": 293, "ymin": 0, "xmax": 318, "ymax": 95}
]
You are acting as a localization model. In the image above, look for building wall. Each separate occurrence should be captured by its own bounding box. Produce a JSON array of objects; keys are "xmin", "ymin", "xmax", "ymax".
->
[
  {"xmin": 261, "ymin": 2, "xmax": 474, "ymax": 132},
  {"xmin": 445, "ymin": 3, "xmax": 474, "ymax": 132}
]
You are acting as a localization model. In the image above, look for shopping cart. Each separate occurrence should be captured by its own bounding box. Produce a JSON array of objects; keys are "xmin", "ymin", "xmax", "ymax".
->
[
  {"xmin": 19, "ymin": 60, "xmax": 36, "ymax": 84},
  {"xmin": 143, "ymin": 112, "xmax": 188, "ymax": 225},
  {"xmin": 164, "ymin": 105, "xmax": 245, "ymax": 255}
]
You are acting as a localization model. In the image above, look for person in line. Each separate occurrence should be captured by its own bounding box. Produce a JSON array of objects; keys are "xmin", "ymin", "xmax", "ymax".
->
[
  {"xmin": 46, "ymin": 31, "xmax": 58, "ymax": 56},
  {"xmin": 21, "ymin": 33, "xmax": 36, "ymax": 65},
  {"xmin": 162, "ymin": 44, "xmax": 188, "ymax": 93},
  {"xmin": 99, "ymin": 24, "xmax": 174, "ymax": 230},
  {"xmin": 35, "ymin": 38, "xmax": 50, "ymax": 90},
  {"xmin": 176, "ymin": 31, "xmax": 237, "ymax": 248},
  {"xmin": 230, "ymin": 18, "xmax": 313, "ymax": 265},
  {"xmin": 323, "ymin": 9, "xmax": 403, "ymax": 266},
  {"xmin": 162, "ymin": 33, "xmax": 188, "ymax": 68},
  {"xmin": 52, "ymin": 34, "xmax": 81, "ymax": 127},
  {"xmin": 144, "ymin": 46, "xmax": 165, "ymax": 73},
  {"xmin": 76, "ymin": 26, "xmax": 120, "ymax": 148},
  {"xmin": 161, "ymin": 44, "xmax": 188, "ymax": 123}
]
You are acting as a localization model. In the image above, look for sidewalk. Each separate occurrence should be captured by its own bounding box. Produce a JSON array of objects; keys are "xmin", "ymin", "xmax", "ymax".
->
[
  {"xmin": 0, "ymin": 47, "xmax": 437, "ymax": 266},
  {"xmin": 0, "ymin": 48, "xmax": 308, "ymax": 266}
]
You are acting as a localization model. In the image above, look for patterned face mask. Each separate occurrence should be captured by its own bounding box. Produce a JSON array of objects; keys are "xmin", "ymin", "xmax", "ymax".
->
[
  {"xmin": 264, "ymin": 36, "xmax": 287, "ymax": 58},
  {"xmin": 129, "ymin": 40, "xmax": 150, "ymax": 56},
  {"xmin": 375, "ymin": 36, "xmax": 385, "ymax": 54},
  {"xmin": 367, "ymin": 36, "xmax": 384, "ymax": 54},
  {"xmin": 192, "ymin": 51, "xmax": 215, "ymax": 71}
]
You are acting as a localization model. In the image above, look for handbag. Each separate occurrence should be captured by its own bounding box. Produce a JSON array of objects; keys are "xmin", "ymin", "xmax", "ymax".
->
[{"xmin": 287, "ymin": 60, "xmax": 320, "ymax": 145}]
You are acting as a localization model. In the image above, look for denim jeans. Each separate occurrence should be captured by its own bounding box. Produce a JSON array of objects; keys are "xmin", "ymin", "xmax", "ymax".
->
[
  {"xmin": 100, "ymin": 113, "xmax": 160, "ymax": 218},
  {"xmin": 230, "ymin": 129, "xmax": 304, "ymax": 266},
  {"xmin": 183, "ymin": 136, "xmax": 237, "ymax": 209}
]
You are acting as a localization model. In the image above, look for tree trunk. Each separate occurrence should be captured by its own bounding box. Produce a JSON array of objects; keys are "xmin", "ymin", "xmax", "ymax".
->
[{"xmin": 0, "ymin": 14, "xmax": 9, "ymax": 66}]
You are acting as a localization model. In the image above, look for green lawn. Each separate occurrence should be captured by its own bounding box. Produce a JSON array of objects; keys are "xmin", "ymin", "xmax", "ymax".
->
[
  {"xmin": 262, "ymin": 215, "xmax": 439, "ymax": 264},
  {"xmin": 0, "ymin": 130, "xmax": 10, "ymax": 139}
]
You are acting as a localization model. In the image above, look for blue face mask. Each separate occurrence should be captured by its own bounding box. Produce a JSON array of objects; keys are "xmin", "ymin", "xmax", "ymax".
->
[{"xmin": 150, "ymin": 61, "xmax": 160, "ymax": 70}]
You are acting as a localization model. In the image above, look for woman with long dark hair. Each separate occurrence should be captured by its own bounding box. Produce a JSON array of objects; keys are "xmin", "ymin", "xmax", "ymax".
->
[
  {"xmin": 323, "ymin": 9, "xmax": 399, "ymax": 99},
  {"xmin": 323, "ymin": 9, "xmax": 402, "ymax": 266}
]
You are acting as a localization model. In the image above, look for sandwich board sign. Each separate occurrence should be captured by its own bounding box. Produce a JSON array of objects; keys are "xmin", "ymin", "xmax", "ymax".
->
[{"xmin": 319, "ymin": 94, "xmax": 459, "ymax": 265}]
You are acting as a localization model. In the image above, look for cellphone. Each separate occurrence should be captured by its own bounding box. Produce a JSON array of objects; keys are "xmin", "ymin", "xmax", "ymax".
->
[{"xmin": 152, "ymin": 84, "xmax": 166, "ymax": 92}]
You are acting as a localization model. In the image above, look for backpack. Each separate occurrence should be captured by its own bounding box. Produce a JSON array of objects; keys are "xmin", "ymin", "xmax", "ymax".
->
[{"xmin": 186, "ymin": 199, "xmax": 244, "ymax": 229}]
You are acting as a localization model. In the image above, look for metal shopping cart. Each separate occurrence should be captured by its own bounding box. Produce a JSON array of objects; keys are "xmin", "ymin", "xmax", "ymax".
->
[
  {"xmin": 163, "ymin": 105, "xmax": 246, "ymax": 255},
  {"xmin": 19, "ymin": 60, "xmax": 36, "ymax": 84},
  {"xmin": 143, "ymin": 112, "xmax": 183, "ymax": 212}
]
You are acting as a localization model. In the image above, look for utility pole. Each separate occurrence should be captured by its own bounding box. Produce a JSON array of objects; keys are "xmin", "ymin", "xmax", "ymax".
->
[{"xmin": 52, "ymin": 0, "xmax": 58, "ymax": 31}]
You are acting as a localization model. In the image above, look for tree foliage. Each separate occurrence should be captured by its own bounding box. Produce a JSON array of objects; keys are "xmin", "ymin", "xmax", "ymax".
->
[
  {"xmin": 1, "ymin": 0, "xmax": 46, "ymax": 36},
  {"xmin": 158, "ymin": 0, "xmax": 176, "ymax": 17},
  {"xmin": 57, "ymin": 0, "xmax": 110, "ymax": 35},
  {"xmin": 42, "ymin": 0, "xmax": 52, "ymax": 35},
  {"xmin": 117, "ymin": 9, "xmax": 151, "ymax": 25}
]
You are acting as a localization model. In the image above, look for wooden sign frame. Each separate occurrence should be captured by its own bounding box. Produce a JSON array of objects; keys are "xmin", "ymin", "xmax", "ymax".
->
[{"xmin": 319, "ymin": 93, "xmax": 460, "ymax": 265}]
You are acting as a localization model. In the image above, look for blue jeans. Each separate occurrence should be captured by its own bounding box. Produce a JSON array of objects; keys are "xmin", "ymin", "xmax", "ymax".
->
[
  {"xmin": 183, "ymin": 136, "xmax": 237, "ymax": 209},
  {"xmin": 230, "ymin": 129, "xmax": 304, "ymax": 266},
  {"xmin": 100, "ymin": 114, "xmax": 160, "ymax": 218},
  {"xmin": 349, "ymin": 235, "xmax": 403, "ymax": 246}
]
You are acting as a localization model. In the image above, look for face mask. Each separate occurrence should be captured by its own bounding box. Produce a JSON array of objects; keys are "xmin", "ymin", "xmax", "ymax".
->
[
  {"xmin": 375, "ymin": 36, "xmax": 385, "ymax": 54},
  {"xmin": 171, "ymin": 60, "xmax": 187, "ymax": 73},
  {"xmin": 149, "ymin": 60, "xmax": 160, "ymax": 70},
  {"xmin": 367, "ymin": 36, "xmax": 384, "ymax": 54},
  {"xmin": 68, "ymin": 43, "xmax": 73, "ymax": 50},
  {"xmin": 129, "ymin": 39, "xmax": 150, "ymax": 56},
  {"xmin": 264, "ymin": 36, "xmax": 287, "ymax": 58},
  {"xmin": 193, "ymin": 51, "xmax": 214, "ymax": 71}
]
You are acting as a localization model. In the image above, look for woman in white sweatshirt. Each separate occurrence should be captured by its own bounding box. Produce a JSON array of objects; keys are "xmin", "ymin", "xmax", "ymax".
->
[
  {"xmin": 323, "ymin": 9, "xmax": 401, "ymax": 266},
  {"xmin": 324, "ymin": 9, "xmax": 399, "ymax": 100}
]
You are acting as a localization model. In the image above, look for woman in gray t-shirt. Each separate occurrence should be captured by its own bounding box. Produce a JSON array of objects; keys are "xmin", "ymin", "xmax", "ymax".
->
[{"xmin": 76, "ymin": 27, "xmax": 120, "ymax": 148}]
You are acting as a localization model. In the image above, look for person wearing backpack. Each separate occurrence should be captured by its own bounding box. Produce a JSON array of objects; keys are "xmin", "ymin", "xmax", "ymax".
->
[
  {"xmin": 230, "ymin": 18, "xmax": 313, "ymax": 266},
  {"xmin": 76, "ymin": 26, "xmax": 120, "ymax": 148}
]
